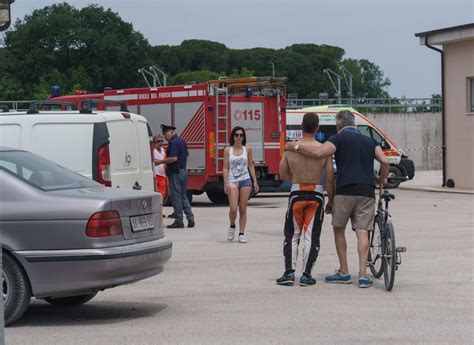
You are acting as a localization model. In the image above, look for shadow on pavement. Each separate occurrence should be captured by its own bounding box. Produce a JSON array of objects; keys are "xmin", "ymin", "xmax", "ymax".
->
[{"xmin": 9, "ymin": 301, "xmax": 167, "ymax": 327}]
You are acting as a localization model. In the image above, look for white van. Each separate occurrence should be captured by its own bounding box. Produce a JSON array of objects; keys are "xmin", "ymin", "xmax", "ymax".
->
[
  {"xmin": 286, "ymin": 105, "xmax": 415, "ymax": 187},
  {"xmin": 0, "ymin": 107, "xmax": 155, "ymax": 192}
]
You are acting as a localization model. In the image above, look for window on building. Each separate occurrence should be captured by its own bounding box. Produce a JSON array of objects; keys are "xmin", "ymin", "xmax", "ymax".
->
[{"xmin": 469, "ymin": 78, "xmax": 474, "ymax": 113}]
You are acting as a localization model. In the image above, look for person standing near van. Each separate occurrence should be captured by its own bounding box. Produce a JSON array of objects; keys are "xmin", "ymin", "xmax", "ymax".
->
[
  {"xmin": 223, "ymin": 126, "xmax": 259, "ymax": 243},
  {"xmin": 285, "ymin": 110, "xmax": 389, "ymax": 288},
  {"xmin": 153, "ymin": 134, "xmax": 167, "ymax": 200},
  {"xmin": 277, "ymin": 113, "xmax": 334, "ymax": 286},
  {"xmin": 161, "ymin": 124, "xmax": 195, "ymax": 229}
]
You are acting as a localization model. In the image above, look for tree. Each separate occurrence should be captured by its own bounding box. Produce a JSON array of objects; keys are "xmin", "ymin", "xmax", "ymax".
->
[{"xmin": 2, "ymin": 3, "xmax": 153, "ymax": 99}]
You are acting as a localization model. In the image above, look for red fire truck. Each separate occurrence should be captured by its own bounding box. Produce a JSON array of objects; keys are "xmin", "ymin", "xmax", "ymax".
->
[{"xmin": 52, "ymin": 77, "xmax": 287, "ymax": 204}]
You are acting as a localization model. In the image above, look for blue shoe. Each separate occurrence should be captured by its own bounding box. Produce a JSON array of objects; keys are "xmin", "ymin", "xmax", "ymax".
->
[
  {"xmin": 324, "ymin": 270, "xmax": 352, "ymax": 284},
  {"xmin": 358, "ymin": 277, "xmax": 373, "ymax": 288},
  {"xmin": 299, "ymin": 274, "xmax": 316, "ymax": 286},
  {"xmin": 276, "ymin": 271, "xmax": 295, "ymax": 286}
]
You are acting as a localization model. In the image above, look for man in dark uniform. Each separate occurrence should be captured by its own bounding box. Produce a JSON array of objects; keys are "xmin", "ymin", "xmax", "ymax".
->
[{"xmin": 161, "ymin": 124, "xmax": 195, "ymax": 229}]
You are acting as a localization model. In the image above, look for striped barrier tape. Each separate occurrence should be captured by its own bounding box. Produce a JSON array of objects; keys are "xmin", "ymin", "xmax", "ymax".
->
[{"xmin": 402, "ymin": 146, "xmax": 440, "ymax": 152}]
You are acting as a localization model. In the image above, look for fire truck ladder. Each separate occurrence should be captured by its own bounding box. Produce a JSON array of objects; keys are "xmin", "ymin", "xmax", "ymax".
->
[{"xmin": 214, "ymin": 87, "xmax": 229, "ymax": 174}]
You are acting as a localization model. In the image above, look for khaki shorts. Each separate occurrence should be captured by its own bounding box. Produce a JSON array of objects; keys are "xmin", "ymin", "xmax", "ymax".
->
[{"xmin": 331, "ymin": 195, "xmax": 376, "ymax": 231}]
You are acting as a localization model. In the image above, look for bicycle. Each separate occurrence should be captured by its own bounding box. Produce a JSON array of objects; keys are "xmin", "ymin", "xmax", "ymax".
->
[{"xmin": 368, "ymin": 176, "xmax": 407, "ymax": 291}]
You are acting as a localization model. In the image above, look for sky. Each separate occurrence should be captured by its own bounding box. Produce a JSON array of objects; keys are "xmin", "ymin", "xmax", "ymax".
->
[{"xmin": 8, "ymin": 0, "xmax": 474, "ymax": 98}]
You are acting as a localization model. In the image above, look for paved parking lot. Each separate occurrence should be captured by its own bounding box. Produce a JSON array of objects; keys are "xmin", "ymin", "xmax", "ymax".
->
[{"xmin": 5, "ymin": 190, "xmax": 474, "ymax": 344}]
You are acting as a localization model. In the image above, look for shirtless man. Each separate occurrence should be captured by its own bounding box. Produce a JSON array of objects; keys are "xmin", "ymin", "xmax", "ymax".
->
[{"xmin": 276, "ymin": 112, "xmax": 335, "ymax": 286}]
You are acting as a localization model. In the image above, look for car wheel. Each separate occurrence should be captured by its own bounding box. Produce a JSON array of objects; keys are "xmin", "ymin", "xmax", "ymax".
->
[
  {"xmin": 44, "ymin": 292, "xmax": 97, "ymax": 306},
  {"xmin": 2, "ymin": 253, "xmax": 31, "ymax": 326},
  {"xmin": 387, "ymin": 166, "xmax": 402, "ymax": 189}
]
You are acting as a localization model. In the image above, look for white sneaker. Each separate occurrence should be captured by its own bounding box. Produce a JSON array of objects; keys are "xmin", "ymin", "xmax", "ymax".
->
[
  {"xmin": 227, "ymin": 226, "xmax": 236, "ymax": 241},
  {"xmin": 238, "ymin": 234, "xmax": 248, "ymax": 243}
]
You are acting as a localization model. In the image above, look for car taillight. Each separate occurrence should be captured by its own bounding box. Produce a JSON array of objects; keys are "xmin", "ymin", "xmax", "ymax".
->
[
  {"xmin": 86, "ymin": 211, "xmax": 123, "ymax": 237},
  {"xmin": 97, "ymin": 144, "xmax": 111, "ymax": 187}
]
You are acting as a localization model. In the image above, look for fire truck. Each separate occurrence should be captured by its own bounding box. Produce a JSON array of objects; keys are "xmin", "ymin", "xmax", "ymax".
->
[{"xmin": 52, "ymin": 77, "xmax": 287, "ymax": 204}]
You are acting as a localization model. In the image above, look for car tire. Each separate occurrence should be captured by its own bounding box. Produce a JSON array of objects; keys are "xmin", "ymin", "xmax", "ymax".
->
[
  {"xmin": 387, "ymin": 166, "xmax": 402, "ymax": 189},
  {"xmin": 2, "ymin": 253, "xmax": 31, "ymax": 326},
  {"xmin": 44, "ymin": 292, "xmax": 97, "ymax": 306}
]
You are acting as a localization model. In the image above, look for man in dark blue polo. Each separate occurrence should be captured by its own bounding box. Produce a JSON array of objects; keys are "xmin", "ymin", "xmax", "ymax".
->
[
  {"xmin": 286, "ymin": 110, "xmax": 389, "ymax": 288},
  {"xmin": 161, "ymin": 124, "xmax": 195, "ymax": 229}
]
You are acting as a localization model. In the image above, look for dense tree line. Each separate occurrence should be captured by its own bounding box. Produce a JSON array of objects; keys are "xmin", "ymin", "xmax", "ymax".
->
[{"xmin": 0, "ymin": 3, "xmax": 391, "ymax": 101}]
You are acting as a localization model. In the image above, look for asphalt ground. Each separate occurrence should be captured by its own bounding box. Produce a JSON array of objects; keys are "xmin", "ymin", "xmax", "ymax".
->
[{"xmin": 5, "ymin": 190, "xmax": 474, "ymax": 344}]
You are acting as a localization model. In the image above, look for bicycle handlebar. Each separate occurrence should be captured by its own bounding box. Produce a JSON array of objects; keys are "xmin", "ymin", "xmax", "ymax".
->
[{"xmin": 387, "ymin": 176, "xmax": 409, "ymax": 182}]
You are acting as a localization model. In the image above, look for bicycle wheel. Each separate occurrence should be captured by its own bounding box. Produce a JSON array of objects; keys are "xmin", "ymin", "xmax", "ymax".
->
[
  {"xmin": 383, "ymin": 221, "xmax": 397, "ymax": 291},
  {"xmin": 369, "ymin": 220, "xmax": 384, "ymax": 278}
]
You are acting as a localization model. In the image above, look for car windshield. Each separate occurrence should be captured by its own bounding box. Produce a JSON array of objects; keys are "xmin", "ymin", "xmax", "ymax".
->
[{"xmin": 0, "ymin": 150, "xmax": 99, "ymax": 191}]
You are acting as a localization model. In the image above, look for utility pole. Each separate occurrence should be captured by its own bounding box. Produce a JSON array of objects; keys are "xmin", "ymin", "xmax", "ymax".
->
[
  {"xmin": 269, "ymin": 61, "xmax": 275, "ymax": 78},
  {"xmin": 323, "ymin": 68, "xmax": 342, "ymax": 104}
]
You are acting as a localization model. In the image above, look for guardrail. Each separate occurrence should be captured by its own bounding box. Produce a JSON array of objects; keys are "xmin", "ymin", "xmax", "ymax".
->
[
  {"xmin": 1, "ymin": 98, "xmax": 442, "ymax": 113},
  {"xmin": 286, "ymin": 98, "xmax": 442, "ymax": 113}
]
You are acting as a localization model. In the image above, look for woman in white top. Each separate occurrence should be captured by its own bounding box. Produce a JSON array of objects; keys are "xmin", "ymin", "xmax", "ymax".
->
[{"xmin": 223, "ymin": 126, "xmax": 259, "ymax": 243}]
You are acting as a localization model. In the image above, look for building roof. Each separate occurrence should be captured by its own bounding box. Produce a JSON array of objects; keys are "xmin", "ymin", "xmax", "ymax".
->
[{"xmin": 416, "ymin": 23, "xmax": 474, "ymax": 46}]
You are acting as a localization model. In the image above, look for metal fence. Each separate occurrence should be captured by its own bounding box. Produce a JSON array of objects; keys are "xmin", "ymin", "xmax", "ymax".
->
[
  {"xmin": 286, "ymin": 97, "xmax": 442, "ymax": 113},
  {"xmin": 1, "ymin": 97, "xmax": 442, "ymax": 113}
]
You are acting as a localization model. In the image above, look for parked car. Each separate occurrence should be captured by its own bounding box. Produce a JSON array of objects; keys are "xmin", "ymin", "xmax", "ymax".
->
[
  {"xmin": 0, "ymin": 102, "xmax": 156, "ymax": 191},
  {"xmin": 0, "ymin": 148, "xmax": 172, "ymax": 325}
]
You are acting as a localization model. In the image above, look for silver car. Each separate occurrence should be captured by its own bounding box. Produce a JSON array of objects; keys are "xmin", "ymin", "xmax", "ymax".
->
[{"xmin": 0, "ymin": 148, "xmax": 172, "ymax": 325}]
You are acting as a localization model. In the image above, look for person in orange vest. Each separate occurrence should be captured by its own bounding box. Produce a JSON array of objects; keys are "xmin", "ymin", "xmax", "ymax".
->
[{"xmin": 153, "ymin": 134, "xmax": 167, "ymax": 200}]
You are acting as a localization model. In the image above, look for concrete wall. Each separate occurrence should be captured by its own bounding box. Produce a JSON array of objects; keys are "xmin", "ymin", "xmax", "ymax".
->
[
  {"xmin": 444, "ymin": 39, "xmax": 474, "ymax": 189},
  {"xmin": 365, "ymin": 112, "xmax": 442, "ymax": 170}
]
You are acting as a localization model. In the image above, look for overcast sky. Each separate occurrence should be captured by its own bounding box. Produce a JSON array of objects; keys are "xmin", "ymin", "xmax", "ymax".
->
[{"xmin": 9, "ymin": 0, "xmax": 474, "ymax": 98}]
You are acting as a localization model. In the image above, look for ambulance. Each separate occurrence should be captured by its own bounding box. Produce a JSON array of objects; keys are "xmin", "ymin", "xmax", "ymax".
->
[{"xmin": 286, "ymin": 105, "xmax": 415, "ymax": 188}]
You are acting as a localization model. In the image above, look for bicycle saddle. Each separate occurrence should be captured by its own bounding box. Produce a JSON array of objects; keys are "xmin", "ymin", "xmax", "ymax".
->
[{"xmin": 382, "ymin": 191, "xmax": 395, "ymax": 200}]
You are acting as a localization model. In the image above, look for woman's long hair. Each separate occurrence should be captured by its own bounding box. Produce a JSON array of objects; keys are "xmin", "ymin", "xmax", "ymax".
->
[{"xmin": 229, "ymin": 126, "xmax": 247, "ymax": 146}]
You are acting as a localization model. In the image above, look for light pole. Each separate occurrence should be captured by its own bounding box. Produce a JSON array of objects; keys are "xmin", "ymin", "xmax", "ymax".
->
[
  {"xmin": 340, "ymin": 65, "xmax": 353, "ymax": 105},
  {"xmin": 323, "ymin": 68, "xmax": 342, "ymax": 104},
  {"xmin": 269, "ymin": 61, "xmax": 275, "ymax": 78},
  {"xmin": 0, "ymin": 0, "xmax": 15, "ymax": 32}
]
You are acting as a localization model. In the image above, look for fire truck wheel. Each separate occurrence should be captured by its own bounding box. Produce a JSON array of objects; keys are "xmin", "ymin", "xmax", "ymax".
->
[
  {"xmin": 206, "ymin": 191, "xmax": 229, "ymax": 205},
  {"xmin": 163, "ymin": 191, "xmax": 193, "ymax": 205},
  {"xmin": 186, "ymin": 191, "xmax": 193, "ymax": 203}
]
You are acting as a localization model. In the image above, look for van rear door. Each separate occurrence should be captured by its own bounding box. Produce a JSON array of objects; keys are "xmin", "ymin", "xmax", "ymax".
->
[
  {"xmin": 136, "ymin": 118, "xmax": 155, "ymax": 192},
  {"xmin": 106, "ymin": 118, "xmax": 140, "ymax": 190}
]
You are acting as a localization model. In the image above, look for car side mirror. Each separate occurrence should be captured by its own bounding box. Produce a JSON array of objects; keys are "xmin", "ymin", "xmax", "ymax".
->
[
  {"xmin": 380, "ymin": 139, "xmax": 390, "ymax": 150},
  {"xmin": 0, "ymin": 0, "xmax": 14, "ymax": 32}
]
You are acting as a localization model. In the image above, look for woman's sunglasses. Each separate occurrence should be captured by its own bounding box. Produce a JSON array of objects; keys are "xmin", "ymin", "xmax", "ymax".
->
[
  {"xmin": 234, "ymin": 133, "xmax": 244, "ymax": 138},
  {"xmin": 154, "ymin": 140, "xmax": 164, "ymax": 143}
]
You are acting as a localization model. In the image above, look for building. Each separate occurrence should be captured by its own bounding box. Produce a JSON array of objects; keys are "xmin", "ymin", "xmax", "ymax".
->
[{"xmin": 416, "ymin": 23, "xmax": 474, "ymax": 189}]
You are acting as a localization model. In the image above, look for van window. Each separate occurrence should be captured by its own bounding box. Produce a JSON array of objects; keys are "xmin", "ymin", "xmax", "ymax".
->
[
  {"xmin": 357, "ymin": 125, "xmax": 384, "ymax": 145},
  {"xmin": 286, "ymin": 124, "xmax": 337, "ymax": 143}
]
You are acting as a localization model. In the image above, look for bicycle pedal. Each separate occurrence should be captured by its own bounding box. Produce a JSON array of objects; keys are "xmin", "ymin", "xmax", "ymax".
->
[{"xmin": 396, "ymin": 246, "xmax": 406, "ymax": 253}]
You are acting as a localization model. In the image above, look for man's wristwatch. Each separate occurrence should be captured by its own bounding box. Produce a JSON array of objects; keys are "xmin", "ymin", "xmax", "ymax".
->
[{"xmin": 294, "ymin": 144, "xmax": 299, "ymax": 152}]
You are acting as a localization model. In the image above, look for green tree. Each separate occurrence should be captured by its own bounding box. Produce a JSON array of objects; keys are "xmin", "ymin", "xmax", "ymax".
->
[{"xmin": 3, "ymin": 3, "xmax": 153, "ymax": 99}]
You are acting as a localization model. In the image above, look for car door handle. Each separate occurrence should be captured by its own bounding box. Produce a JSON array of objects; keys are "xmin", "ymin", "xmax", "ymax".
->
[{"xmin": 133, "ymin": 181, "xmax": 142, "ymax": 190}]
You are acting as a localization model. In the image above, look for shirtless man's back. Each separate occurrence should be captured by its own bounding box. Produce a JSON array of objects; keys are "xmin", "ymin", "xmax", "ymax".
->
[{"xmin": 276, "ymin": 113, "xmax": 334, "ymax": 286}]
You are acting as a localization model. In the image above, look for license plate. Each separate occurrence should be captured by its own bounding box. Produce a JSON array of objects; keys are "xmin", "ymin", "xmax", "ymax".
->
[{"xmin": 130, "ymin": 214, "xmax": 154, "ymax": 232}]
